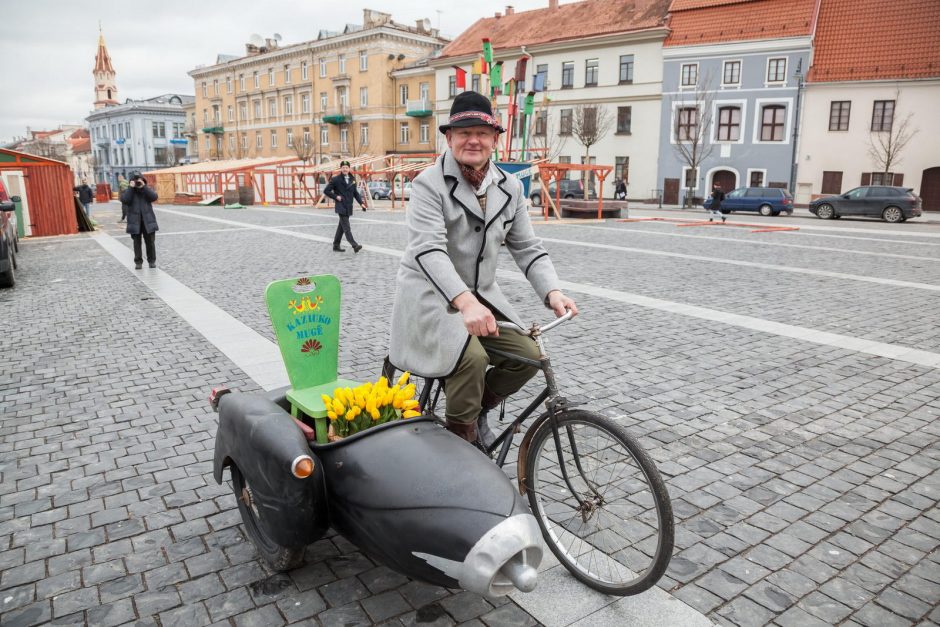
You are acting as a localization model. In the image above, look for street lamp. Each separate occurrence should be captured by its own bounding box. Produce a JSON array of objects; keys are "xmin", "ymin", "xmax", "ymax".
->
[{"xmin": 788, "ymin": 58, "xmax": 804, "ymax": 195}]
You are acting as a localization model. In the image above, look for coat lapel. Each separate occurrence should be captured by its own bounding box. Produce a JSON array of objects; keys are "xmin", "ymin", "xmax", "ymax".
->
[
  {"xmin": 442, "ymin": 152, "xmax": 484, "ymax": 222},
  {"xmin": 485, "ymin": 166, "xmax": 513, "ymax": 226}
]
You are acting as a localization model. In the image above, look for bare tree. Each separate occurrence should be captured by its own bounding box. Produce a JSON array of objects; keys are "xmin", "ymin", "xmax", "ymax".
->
[
  {"xmin": 24, "ymin": 137, "xmax": 67, "ymax": 161},
  {"xmin": 571, "ymin": 104, "xmax": 613, "ymax": 199},
  {"xmin": 292, "ymin": 136, "xmax": 316, "ymax": 166},
  {"xmin": 527, "ymin": 106, "xmax": 568, "ymax": 163},
  {"xmin": 867, "ymin": 91, "xmax": 918, "ymax": 184},
  {"xmin": 670, "ymin": 72, "xmax": 717, "ymax": 207}
]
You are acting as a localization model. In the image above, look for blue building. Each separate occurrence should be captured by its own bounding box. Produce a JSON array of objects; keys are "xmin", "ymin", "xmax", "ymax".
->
[{"xmin": 656, "ymin": 0, "xmax": 817, "ymax": 205}]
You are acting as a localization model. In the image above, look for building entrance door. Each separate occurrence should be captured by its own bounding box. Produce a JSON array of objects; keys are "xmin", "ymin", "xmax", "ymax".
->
[
  {"xmin": 920, "ymin": 167, "xmax": 940, "ymax": 212},
  {"xmin": 711, "ymin": 169, "xmax": 737, "ymax": 192}
]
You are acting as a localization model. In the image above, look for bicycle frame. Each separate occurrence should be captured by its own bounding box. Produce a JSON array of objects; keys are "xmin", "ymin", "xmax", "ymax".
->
[{"xmin": 415, "ymin": 311, "xmax": 600, "ymax": 511}]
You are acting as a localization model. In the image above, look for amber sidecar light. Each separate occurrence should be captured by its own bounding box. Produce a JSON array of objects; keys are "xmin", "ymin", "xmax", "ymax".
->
[{"xmin": 291, "ymin": 456, "xmax": 315, "ymax": 479}]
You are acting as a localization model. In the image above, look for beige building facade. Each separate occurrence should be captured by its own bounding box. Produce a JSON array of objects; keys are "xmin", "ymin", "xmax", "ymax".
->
[{"xmin": 187, "ymin": 10, "xmax": 446, "ymax": 163}]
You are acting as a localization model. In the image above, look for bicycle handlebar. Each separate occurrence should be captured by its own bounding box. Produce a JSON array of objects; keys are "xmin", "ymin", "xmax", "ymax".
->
[{"xmin": 496, "ymin": 308, "xmax": 574, "ymax": 336}]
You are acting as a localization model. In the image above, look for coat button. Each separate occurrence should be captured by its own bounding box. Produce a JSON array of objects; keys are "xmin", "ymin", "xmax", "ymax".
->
[{"xmin": 474, "ymin": 226, "xmax": 481, "ymax": 232}]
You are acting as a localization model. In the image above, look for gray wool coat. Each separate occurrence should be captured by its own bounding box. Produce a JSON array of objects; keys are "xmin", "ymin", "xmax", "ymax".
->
[{"xmin": 388, "ymin": 151, "xmax": 561, "ymax": 378}]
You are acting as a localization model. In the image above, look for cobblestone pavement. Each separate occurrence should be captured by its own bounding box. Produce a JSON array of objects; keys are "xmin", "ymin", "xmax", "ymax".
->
[{"xmin": 2, "ymin": 201, "xmax": 939, "ymax": 626}]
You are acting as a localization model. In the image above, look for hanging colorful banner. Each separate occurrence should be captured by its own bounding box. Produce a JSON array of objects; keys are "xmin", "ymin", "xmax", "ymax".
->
[{"xmin": 452, "ymin": 66, "xmax": 467, "ymax": 89}]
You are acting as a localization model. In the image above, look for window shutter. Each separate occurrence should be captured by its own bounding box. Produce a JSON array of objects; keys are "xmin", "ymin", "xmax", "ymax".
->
[
  {"xmin": 893, "ymin": 173, "xmax": 904, "ymax": 186},
  {"xmin": 861, "ymin": 172, "xmax": 871, "ymax": 186}
]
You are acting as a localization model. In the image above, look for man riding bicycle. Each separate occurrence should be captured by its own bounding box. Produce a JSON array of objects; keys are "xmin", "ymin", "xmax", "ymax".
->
[{"xmin": 388, "ymin": 91, "xmax": 578, "ymax": 448}]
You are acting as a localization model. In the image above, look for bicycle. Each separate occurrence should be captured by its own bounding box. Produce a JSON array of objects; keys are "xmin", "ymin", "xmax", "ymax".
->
[{"xmin": 385, "ymin": 310, "xmax": 675, "ymax": 596}]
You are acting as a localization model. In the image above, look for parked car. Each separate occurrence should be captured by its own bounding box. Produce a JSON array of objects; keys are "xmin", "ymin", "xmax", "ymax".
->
[
  {"xmin": 704, "ymin": 186, "xmax": 794, "ymax": 216},
  {"xmin": 530, "ymin": 179, "xmax": 597, "ymax": 206},
  {"xmin": 0, "ymin": 178, "xmax": 19, "ymax": 288},
  {"xmin": 809, "ymin": 186, "xmax": 922, "ymax": 223},
  {"xmin": 389, "ymin": 182, "xmax": 412, "ymax": 201},
  {"xmin": 367, "ymin": 181, "xmax": 390, "ymax": 200}
]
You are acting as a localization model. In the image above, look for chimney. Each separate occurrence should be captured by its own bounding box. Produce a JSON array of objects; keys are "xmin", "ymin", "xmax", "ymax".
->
[
  {"xmin": 506, "ymin": 5, "xmax": 514, "ymax": 14},
  {"xmin": 549, "ymin": 0, "xmax": 559, "ymax": 9},
  {"xmin": 495, "ymin": 12, "xmax": 502, "ymax": 18}
]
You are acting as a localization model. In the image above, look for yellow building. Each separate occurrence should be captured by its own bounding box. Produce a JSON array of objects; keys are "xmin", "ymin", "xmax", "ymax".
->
[{"xmin": 187, "ymin": 9, "xmax": 446, "ymax": 163}]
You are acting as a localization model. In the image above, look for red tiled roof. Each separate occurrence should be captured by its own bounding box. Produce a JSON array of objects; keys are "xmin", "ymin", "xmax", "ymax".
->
[
  {"xmin": 69, "ymin": 128, "xmax": 90, "ymax": 139},
  {"xmin": 69, "ymin": 137, "xmax": 91, "ymax": 153},
  {"xmin": 95, "ymin": 33, "xmax": 115, "ymax": 73},
  {"xmin": 439, "ymin": 0, "xmax": 670, "ymax": 59},
  {"xmin": 807, "ymin": 0, "xmax": 940, "ymax": 82},
  {"xmin": 665, "ymin": 0, "xmax": 817, "ymax": 47}
]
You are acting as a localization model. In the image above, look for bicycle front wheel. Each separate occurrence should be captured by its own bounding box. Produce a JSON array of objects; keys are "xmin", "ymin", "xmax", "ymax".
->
[{"xmin": 523, "ymin": 410, "xmax": 674, "ymax": 595}]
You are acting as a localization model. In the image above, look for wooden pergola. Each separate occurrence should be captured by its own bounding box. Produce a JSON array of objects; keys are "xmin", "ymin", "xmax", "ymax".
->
[{"xmin": 535, "ymin": 163, "xmax": 614, "ymax": 220}]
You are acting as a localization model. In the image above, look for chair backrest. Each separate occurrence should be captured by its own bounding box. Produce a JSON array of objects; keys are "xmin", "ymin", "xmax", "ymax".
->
[{"xmin": 265, "ymin": 274, "xmax": 342, "ymax": 390}]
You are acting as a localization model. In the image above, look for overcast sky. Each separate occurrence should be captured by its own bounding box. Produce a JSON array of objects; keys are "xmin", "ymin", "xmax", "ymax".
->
[{"xmin": 1, "ymin": 0, "xmax": 576, "ymax": 142}]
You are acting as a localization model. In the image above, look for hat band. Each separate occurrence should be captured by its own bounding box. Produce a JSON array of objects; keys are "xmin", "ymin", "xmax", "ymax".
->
[{"xmin": 448, "ymin": 111, "xmax": 499, "ymax": 126}]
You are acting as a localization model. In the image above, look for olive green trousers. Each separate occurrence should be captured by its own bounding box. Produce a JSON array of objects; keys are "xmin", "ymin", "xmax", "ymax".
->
[{"xmin": 444, "ymin": 330, "xmax": 541, "ymax": 424}]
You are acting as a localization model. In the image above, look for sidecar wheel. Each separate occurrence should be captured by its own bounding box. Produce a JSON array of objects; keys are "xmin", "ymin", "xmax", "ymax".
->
[{"xmin": 231, "ymin": 465, "xmax": 305, "ymax": 571}]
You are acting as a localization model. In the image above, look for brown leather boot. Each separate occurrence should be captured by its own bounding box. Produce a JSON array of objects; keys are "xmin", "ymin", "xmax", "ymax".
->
[{"xmin": 445, "ymin": 419, "xmax": 478, "ymax": 443}]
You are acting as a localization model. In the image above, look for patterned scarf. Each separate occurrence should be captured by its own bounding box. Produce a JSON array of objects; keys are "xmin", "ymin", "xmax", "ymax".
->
[{"xmin": 458, "ymin": 161, "xmax": 489, "ymax": 191}]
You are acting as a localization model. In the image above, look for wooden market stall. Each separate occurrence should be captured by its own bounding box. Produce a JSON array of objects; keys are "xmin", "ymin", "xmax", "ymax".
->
[{"xmin": 0, "ymin": 149, "xmax": 76, "ymax": 237}]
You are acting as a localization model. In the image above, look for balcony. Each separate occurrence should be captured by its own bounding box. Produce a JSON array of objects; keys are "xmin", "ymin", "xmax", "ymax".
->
[
  {"xmin": 405, "ymin": 98, "xmax": 433, "ymax": 117},
  {"xmin": 331, "ymin": 74, "xmax": 351, "ymax": 86},
  {"xmin": 202, "ymin": 123, "xmax": 225, "ymax": 135},
  {"xmin": 322, "ymin": 107, "xmax": 351, "ymax": 125},
  {"xmin": 95, "ymin": 136, "xmax": 110, "ymax": 147}
]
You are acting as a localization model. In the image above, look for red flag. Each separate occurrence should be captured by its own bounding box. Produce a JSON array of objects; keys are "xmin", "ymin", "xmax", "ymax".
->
[{"xmin": 452, "ymin": 66, "xmax": 467, "ymax": 89}]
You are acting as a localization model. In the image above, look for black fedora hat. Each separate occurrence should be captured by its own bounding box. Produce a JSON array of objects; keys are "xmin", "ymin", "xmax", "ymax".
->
[{"xmin": 439, "ymin": 91, "xmax": 505, "ymax": 134}]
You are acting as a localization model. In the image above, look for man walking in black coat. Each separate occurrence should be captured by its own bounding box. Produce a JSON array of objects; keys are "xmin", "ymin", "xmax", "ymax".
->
[
  {"xmin": 120, "ymin": 171, "xmax": 159, "ymax": 269},
  {"xmin": 73, "ymin": 179, "xmax": 95, "ymax": 217},
  {"xmin": 323, "ymin": 160, "xmax": 366, "ymax": 252}
]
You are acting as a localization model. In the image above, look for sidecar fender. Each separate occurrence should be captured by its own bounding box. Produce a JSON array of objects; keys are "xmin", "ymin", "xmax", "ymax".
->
[{"xmin": 213, "ymin": 392, "xmax": 329, "ymax": 547}]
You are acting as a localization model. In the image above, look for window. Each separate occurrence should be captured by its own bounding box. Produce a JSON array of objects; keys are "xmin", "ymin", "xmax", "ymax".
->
[
  {"xmin": 829, "ymin": 101, "xmax": 851, "ymax": 131},
  {"xmin": 300, "ymin": 93, "xmax": 309, "ymax": 114},
  {"xmin": 320, "ymin": 125, "xmax": 329, "ymax": 145},
  {"xmin": 767, "ymin": 58, "xmax": 786, "ymax": 83},
  {"xmin": 420, "ymin": 122, "xmax": 429, "ymax": 144},
  {"xmin": 583, "ymin": 107, "xmax": 598, "ymax": 135},
  {"xmin": 152, "ymin": 122, "xmax": 166, "ymax": 138},
  {"xmin": 749, "ymin": 170, "xmax": 765, "ymax": 187},
  {"xmin": 684, "ymin": 168, "xmax": 697, "ymax": 188},
  {"xmin": 716, "ymin": 106, "xmax": 741, "ymax": 141},
  {"xmin": 821, "ymin": 171, "xmax": 842, "ymax": 194},
  {"xmin": 616, "ymin": 106, "xmax": 631, "ymax": 134},
  {"xmin": 284, "ymin": 95, "xmax": 293, "ymax": 116},
  {"xmin": 360, "ymin": 123, "xmax": 369, "ymax": 147},
  {"xmin": 205, "ymin": 136, "xmax": 210, "ymax": 151},
  {"xmin": 301, "ymin": 61, "xmax": 308, "ymax": 80},
  {"xmin": 615, "ymin": 156, "xmax": 629, "ymax": 184},
  {"xmin": 270, "ymin": 130, "xmax": 277, "ymax": 148},
  {"xmin": 268, "ymin": 99, "xmax": 277, "ymax": 118},
  {"xmin": 239, "ymin": 102, "xmax": 247, "ymax": 120},
  {"xmin": 534, "ymin": 111, "xmax": 547, "ymax": 136},
  {"xmin": 561, "ymin": 62, "xmax": 574, "ymax": 88},
  {"xmin": 360, "ymin": 87, "xmax": 368, "ymax": 107},
  {"xmin": 419, "ymin": 82, "xmax": 430, "ymax": 100},
  {"xmin": 253, "ymin": 100, "xmax": 261, "ymax": 118},
  {"xmin": 339, "ymin": 127, "xmax": 348, "ymax": 151},
  {"xmin": 585, "ymin": 59, "xmax": 598, "ymax": 86},
  {"xmin": 319, "ymin": 58, "xmax": 327, "ymax": 77},
  {"xmin": 399, "ymin": 84, "xmax": 409, "ymax": 106},
  {"xmin": 268, "ymin": 67, "xmax": 275, "ymax": 85},
  {"xmin": 870, "ymin": 172, "xmax": 896, "ymax": 185},
  {"xmin": 676, "ymin": 106, "xmax": 698, "ymax": 141},
  {"xmin": 448, "ymin": 75, "xmax": 457, "ymax": 98},
  {"xmin": 320, "ymin": 92, "xmax": 328, "ymax": 111},
  {"xmin": 338, "ymin": 54, "xmax": 346, "ymax": 74},
  {"xmin": 302, "ymin": 127, "xmax": 311, "ymax": 146},
  {"xmin": 558, "ymin": 156, "xmax": 571, "ymax": 178},
  {"xmin": 125, "ymin": 122, "xmax": 131, "ymax": 137},
  {"xmin": 680, "ymin": 63, "xmax": 697, "ymax": 87},
  {"xmin": 337, "ymin": 87, "xmax": 348, "ymax": 108},
  {"xmin": 241, "ymin": 133, "xmax": 248, "ymax": 151},
  {"xmin": 760, "ymin": 105, "xmax": 786, "ymax": 141},
  {"xmin": 228, "ymin": 136, "xmax": 235, "ymax": 153},
  {"xmin": 871, "ymin": 100, "xmax": 895, "ymax": 131},
  {"xmin": 212, "ymin": 104, "xmax": 221, "ymax": 122},
  {"xmin": 238, "ymin": 74, "xmax": 245, "ymax": 91},
  {"xmin": 286, "ymin": 128, "xmax": 294, "ymax": 147},
  {"xmin": 203, "ymin": 109, "xmax": 208, "ymax": 124},
  {"xmin": 559, "ymin": 109, "xmax": 572, "ymax": 135},
  {"xmin": 201, "ymin": 82, "xmax": 207, "ymax": 97},
  {"xmin": 226, "ymin": 76, "xmax": 232, "ymax": 93},
  {"xmin": 284, "ymin": 64, "xmax": 291, "ymax": 83},
  {"xmin": 400, "ymin": 122, "xmax": 410, "ymax": 144},
  {"xmin": 722, "ymin": 61, "xmax": 741, "ymax": 85},
  {"xmin": 471, "ymin": 74, "xmax": 481, "ymax": 93},
  {"xmin": 213, "ymin": 79, "xmax": 219, "ymax": 95},
  {"xmin": 359, "ymin": 50, "xmax": 368, "ymax": 71},
  {"xmin": 535, "ymin": 64, "xmax": 548, "ymax": 90},
  {"xmin": 227, "ymin": 105, "xmax": 234, "ymax": 121},
  {"xmin": 253, "ymin": 71, "xmax": 259, "ymax": 88},
  {"xmin": 619, "ymin": 55, "xmax": 634, "ymax": 84}
]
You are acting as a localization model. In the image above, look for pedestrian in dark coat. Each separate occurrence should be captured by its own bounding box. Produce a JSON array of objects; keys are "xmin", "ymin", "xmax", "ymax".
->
[
  {"xmin": 614, "ymin": 179, "xmax": 627, "ymax": 200},
  {"xmin": 707, "ymin": 183, "xmax": 726, "ymax": 223},
  {"xmin": 323, "ymin": 160, "xmax": 366, "ymax": 252},
  {"xmin": 120, "ymin": 171, "xmax": 159, "ymax": 268},
  {"xmin": 73, "ymin": 180, "xmax": 94, "ymax": 216}
]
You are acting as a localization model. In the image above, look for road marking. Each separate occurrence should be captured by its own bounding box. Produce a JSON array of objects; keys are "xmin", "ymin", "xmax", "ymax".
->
[{"xmin": 153, "ymin": 207, "xmax": 940, "ymax": 369}]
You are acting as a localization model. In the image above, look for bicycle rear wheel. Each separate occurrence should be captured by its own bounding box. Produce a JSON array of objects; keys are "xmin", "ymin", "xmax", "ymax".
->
[{"xmin": 523, "ymin": 409, "xmax": 673, "ymax": 595}]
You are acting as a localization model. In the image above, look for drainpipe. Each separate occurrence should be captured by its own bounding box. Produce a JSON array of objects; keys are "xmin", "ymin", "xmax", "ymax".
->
[{"xmin": 788, "ymin": 58, "xmax": 804, "ymax": 196}]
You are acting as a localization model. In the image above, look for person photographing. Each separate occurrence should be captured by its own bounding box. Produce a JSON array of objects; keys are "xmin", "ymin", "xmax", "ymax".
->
[{"xmin": 120, "ymin": 171, "xmax": 159, "ymax": 269}]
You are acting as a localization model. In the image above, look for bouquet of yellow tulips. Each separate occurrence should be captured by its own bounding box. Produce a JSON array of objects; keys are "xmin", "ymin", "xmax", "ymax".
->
[{"xmin": 321, "ymin": 372, "xmax": 422, "ymax": 440}]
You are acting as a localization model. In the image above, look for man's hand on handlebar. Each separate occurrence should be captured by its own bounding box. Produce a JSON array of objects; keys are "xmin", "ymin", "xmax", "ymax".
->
[
  {"xmin": 452, "ymin": 291, "xmax": 498, "ymax": 337},
  {"xmin": 547, "ymin": 290, "xmax": 578, "ymax": 318}
]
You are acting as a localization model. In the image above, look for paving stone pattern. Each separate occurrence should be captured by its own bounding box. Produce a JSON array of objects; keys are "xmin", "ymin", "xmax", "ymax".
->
[{"xmin": 2, "ymin": 203, "xmax": 939, "ymax": 626}]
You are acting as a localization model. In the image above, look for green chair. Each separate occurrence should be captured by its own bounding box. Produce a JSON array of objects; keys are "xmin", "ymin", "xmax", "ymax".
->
[{"xmin": 265, "ymin": 274, "xmax": 360, "ymax": 443}]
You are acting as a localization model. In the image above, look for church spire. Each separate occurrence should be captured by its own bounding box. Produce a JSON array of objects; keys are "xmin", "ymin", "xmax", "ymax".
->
[{"xmin": 93, "ymin": 25, "xmax": 118, "ymax": 109}]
